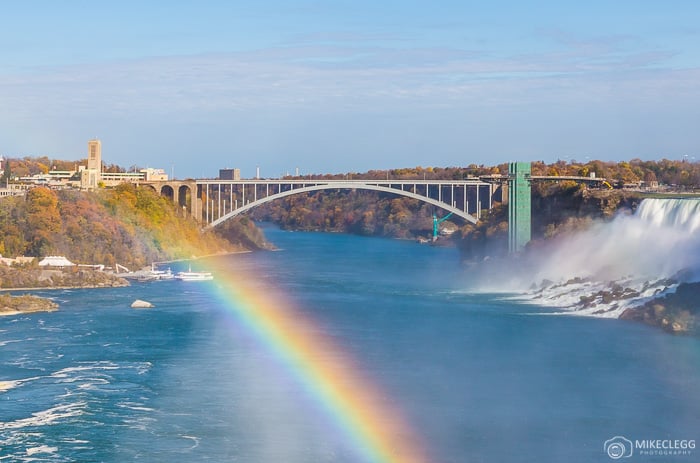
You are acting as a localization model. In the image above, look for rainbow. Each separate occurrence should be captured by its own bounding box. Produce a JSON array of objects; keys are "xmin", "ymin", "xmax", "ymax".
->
[{"xmin": 211, "ymin": 267, "xmax": 430, "ymax": 463}]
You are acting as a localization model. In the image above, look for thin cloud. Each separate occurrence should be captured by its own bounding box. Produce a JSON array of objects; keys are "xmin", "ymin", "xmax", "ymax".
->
[
  {"xmin": 0, "ymin": 43, "xmax": 697, "ymax": 121},
  {"xmin": 0, "ymin": 43, "xmax": 700, "ymax": 136}
]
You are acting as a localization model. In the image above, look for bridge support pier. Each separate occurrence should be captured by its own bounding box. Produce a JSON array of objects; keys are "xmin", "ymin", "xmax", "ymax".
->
[{"xmin": 142, "ymin": 180, "xmax": 202, "ymax": 223}]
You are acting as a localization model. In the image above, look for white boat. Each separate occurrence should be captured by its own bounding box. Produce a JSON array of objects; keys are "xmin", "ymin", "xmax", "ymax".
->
[
  {"xmin": 137, "ymin": 264, "xmax": 175, "ymax": 281},
  {"xmin": 121, "ymin": 264, "xmax": 175, "ymax": 281},
  {"xmin": 150, "ymin": 267, "xmax": 175, "ymax": 280},
  {"xmin": 176, "ymin": 266, "xmax": 213, "ymax": 281}
]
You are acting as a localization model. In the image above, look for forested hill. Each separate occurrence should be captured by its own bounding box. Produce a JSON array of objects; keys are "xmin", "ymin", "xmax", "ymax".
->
[
  {"xmin": 0, "ymin": 184, "xmax": 269, "ymax": 269},
  {"xmin": 252, "ymin": 189, "xmax": 437, "ymax": 238}
]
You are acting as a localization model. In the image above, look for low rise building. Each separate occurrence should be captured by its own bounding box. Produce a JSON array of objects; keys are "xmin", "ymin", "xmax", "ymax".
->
[
  {"xmin": 0, "ymin": 256, "xmax": 35, "ymax": 266},
  {"xmin": 38, "ymin": 256, "xmax": 75, "ymax": 268},
  {"xmin": 2, "ymin": 139, "xmax": 170, "ymax": 192},
  {"xmin": 219, "ymin": 168, "xmax": 241, "ymax": 180}
]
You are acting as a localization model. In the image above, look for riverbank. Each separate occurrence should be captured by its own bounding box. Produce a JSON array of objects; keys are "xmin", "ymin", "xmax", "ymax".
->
[
  {"xmin": 0, "ymin": 267, "xmax": 129, "ymax": 290},
  {"xmin": 150, "ymin": 248, "xmax": 255, "ymax": 265},
  {"xmin": 0, "ymin": 293, "xmax": 58, "ymax": 316}
]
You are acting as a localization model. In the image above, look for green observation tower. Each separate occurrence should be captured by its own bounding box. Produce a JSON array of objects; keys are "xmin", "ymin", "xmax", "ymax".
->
[{"xmin": 508, "ymin": 162, "xmax": 531, "ymax": 253}]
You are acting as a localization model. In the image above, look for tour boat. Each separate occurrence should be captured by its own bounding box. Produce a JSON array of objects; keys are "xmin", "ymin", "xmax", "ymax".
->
[{"xmin": 176, "ymin": 266, "xmax": 214, "ymax": 281}]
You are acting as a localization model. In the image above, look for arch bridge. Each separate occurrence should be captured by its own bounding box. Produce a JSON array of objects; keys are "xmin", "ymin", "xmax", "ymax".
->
[{"xmin": 141, "ymin": 179, "xmax": 502, "ymax": 229}]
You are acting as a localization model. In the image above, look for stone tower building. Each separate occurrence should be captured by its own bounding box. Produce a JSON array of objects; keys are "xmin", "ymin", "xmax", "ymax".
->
[{"xmin": 81, "ymin": 139, "xmax": 102, "ymax": 189}]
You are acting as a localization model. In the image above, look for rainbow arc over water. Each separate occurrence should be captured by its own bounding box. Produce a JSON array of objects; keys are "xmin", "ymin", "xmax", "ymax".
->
[{"xmin": 210, "ymin": 267, "xmax": 430, "ymax": 463}]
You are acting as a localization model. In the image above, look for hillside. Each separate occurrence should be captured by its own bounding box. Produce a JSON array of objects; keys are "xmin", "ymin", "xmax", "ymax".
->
[
  {"xmin": 456, "ymin": 182, "xmax": 643, "ymax": 261},
  {"xmin": 251, "ymin": 189, "xmax": 438, "ymax": 239},
  {"xmin": 0, "ymin": 184, "xmax": 269, "ymax": 270}
]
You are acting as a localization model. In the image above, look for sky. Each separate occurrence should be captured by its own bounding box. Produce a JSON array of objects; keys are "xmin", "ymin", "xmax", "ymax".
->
[{"xmin": 1, "ymin": 1, "xmax": 699, "ymax": 179}]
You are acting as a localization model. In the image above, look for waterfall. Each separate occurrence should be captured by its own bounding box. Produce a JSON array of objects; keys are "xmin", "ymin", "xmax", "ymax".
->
[
  {"xmin": 636, "ymin": 198, "xmax": 700, "ymax": 232},
  {"xmin": 478, "ymin": 197, "xmax": 700, "ymax": 318}
]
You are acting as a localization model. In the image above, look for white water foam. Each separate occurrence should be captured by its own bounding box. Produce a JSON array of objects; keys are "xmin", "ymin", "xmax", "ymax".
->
[
  {"xmin": 116, "ymin": 402, "xmax": 155, "ymax": 412},
  {"xmin": 0, "ymin": 379, "xmax": 21, "ymax": 392},
  {"xmin": 0, "ymin": 402, "xmax": 87, "ymax": 431},
  {"xmin": 50, "ymin": 362, "xmax": 120, "ymax": 378},
  {"xmin": 474, "ymin": 198, "xmax": 700, "ymax": 318},
  {"xmin": 1, "ymin": 360, "xmax": 153, "ymax": 426},
  {"xmin": 0, "ymin": 339, "xmax": 24, "ymax": 347},
  {"xmin": 25, "ymin": 445, "xmax": 58, "ymax": 456},
  {"xmin": 181, "ymin": 435, "xmax": 201, "ymax": 450}
]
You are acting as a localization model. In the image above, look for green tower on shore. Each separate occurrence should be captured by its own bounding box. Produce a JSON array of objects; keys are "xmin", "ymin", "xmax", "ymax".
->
[{"xmin": 508, "ymin": 162, "xmax": 531, "ymax": 253}]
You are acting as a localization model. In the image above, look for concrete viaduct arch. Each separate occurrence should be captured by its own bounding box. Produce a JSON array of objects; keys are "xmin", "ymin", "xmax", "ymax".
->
[{"xmin": 141, "ymin": 180, "xmax": 200, "ymax": 220}]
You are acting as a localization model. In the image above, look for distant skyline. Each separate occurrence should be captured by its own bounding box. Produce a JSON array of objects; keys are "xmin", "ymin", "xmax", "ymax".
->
[{"xmin": 1, "ymin": 1, "xmax": 699, "ymax": 178}]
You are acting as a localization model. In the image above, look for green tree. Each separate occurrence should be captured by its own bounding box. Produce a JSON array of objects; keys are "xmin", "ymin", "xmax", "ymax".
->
[{"xmin": 1, "ymin": 158, "xmax": 11, "ymax": 185}]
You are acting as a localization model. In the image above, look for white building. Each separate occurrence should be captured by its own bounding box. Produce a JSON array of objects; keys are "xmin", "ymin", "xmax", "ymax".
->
[{"xmin": 38, "ymin": 256, "xmax": 75, "ymax": 267}]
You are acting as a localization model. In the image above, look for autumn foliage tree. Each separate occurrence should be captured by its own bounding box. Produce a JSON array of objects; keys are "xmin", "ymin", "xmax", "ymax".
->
[
  {"xmin": 252, "ymin": 190, "xmax": 437, "ymax": 239},
  {"xmin": 0, "ymin": 184, "xmax": 248, "ymax": 268},
  {"xmin": 25, "ymin": 188, "xmax": 61, "ymax": 256}
]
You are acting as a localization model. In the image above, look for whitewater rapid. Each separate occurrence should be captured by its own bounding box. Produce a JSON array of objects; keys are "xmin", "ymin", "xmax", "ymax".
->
[{"xmin": 498, "ymin": 198, "xmax": 700, "ymax": 318}]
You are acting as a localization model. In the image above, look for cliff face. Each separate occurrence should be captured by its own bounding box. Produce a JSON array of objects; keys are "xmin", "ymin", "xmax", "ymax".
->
[
  {"xmin": 455, "ymin": 184, "xmax": 642, "ymax": 261},
  {"xmin": 453, "ymin": 204, "xmax": 509, "ymax": 261},
  {"xmin": 532, "ymin": 184, "xmax": 642, "ymax": 238},
  {"xmin": 216, "ymin": 216, "xmax": 275, "ymax": 251}
]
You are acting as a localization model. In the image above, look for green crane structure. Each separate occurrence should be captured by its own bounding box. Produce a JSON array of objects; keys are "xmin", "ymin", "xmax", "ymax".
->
[{"xmin": 432, "ymin": 212, "xmax": 453, "ymax": 242}]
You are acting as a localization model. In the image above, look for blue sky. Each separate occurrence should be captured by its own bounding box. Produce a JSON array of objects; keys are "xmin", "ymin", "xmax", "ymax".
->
[{"xmin": 1, "ymin": 1, "xmax": 699, "ymax": 178}]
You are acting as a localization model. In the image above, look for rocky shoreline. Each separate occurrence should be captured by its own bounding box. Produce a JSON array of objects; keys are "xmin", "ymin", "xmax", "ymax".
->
[
  {"xmin": 0, "ymin": 293, "xmax": 59, "ymax": 316},
  {"xmin": 0, "ymin": 268, "xmax": 131, "ymax": 316},
  {"xmin": 0, "ymin": 267, "xmax": 129, "ymax": 290},
  {"xmin": 620, "ymin": 282, "xmax": 700, "ymax": 335}
]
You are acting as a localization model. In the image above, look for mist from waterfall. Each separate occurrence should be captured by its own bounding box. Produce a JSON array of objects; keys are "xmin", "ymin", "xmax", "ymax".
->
[
  {"xmin": 473, "ymin": 198, "xmax": 700, "ymax": 317},
  {"xmin": 533, "ymin": 198, "xmax": 700, "ymax": 283}
]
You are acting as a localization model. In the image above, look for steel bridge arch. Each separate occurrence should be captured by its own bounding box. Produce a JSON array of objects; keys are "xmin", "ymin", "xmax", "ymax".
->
[{"xmin": 205, "ymin": 182, "xmax": 479, "ymax": 229}]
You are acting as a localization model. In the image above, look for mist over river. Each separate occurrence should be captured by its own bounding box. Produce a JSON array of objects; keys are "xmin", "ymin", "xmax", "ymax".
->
[{"xmin": 1, "ymin": 225, "xmax": 699, "ymax": 462}]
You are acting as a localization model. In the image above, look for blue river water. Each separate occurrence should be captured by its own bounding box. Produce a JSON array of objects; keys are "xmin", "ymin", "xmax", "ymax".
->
[{"xmin": 1, "ymin": 226, "xmax": 699, "ymax": 462}]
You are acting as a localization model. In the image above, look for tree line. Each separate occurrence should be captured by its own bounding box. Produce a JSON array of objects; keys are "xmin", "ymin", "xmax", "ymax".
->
[
  {"xmin": 1, "ymin": 156, "xmax": 133, "ymax": 178},
  {"xmin": 281, "ymin": 158, "xmax": 700, "ymax": 188},
  {"xmin": 5, "ymin": 155, "xmax": 700, "ymax": 187}
]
